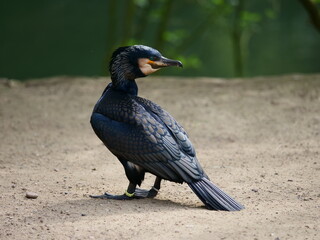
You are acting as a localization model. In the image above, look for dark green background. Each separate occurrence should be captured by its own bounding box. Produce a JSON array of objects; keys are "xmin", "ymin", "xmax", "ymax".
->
[{"xmin": 1, "ymin": 0, "xmax": 319, "ymax": 80}]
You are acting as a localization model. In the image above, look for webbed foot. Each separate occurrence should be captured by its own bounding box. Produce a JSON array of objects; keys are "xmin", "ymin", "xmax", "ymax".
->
[
  {"xmin": 90, "ymin": 187, "xmax": 159, "ymax": 200},
  {"xmin": 90, "ymin": 192, "xmax": 135, "ymax": 200},
  {"xmin": 135, "ymin": 187, "xmax": 159, "ymax": 198}
]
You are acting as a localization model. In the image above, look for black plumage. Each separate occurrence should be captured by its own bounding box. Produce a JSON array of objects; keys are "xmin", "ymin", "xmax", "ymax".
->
[{"xmin": 90, "ymin": 45, "xmax": 244, "ymax": 211}]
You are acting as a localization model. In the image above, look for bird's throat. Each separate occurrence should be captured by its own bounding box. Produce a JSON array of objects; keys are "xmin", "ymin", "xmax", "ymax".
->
[{"xmin": 111, "ymin": 78, "xmax": 138, "ymax": 96}]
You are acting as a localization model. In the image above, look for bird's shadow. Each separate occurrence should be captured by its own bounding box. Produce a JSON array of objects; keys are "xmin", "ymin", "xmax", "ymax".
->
[{"xmin": 28, "ymin": 196, "xmax": 204, "ymax": 225}]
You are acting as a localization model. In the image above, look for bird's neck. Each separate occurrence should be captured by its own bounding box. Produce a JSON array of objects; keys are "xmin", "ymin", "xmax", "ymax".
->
[
  {"xmin": 111, "ymin": 77, "xmax": 138, "ymax": 96},
  {"xmin": 110, "ymin": 62, "xmax": 140, "ymax": 95}
]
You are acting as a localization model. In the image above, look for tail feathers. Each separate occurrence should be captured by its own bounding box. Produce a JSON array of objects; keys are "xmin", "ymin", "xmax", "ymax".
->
[{"xmin": 188, "ymin": 177, "xmax": 244, "ymax": 211}]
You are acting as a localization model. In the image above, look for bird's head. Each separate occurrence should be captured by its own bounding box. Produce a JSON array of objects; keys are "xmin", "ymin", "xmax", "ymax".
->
[{"xmin": 109, "ymin": 45, "xmax": 183, "ymax": 83}]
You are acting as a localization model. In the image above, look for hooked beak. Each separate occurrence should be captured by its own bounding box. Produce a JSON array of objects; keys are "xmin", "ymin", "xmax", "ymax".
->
[
  {"xmin": 148, "ymin": 56, "xmax": 183, "ymax": 69},
  {"xmin": 139, "ymin": 56, "xmax": 183, "ymax": 76},
  {"xmin": 159, "ymin": 56, "xmax": 183, "ymax": 68}
]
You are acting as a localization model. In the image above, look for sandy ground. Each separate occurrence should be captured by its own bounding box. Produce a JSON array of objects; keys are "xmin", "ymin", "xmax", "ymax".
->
[{"xmin": 0, "ymin": 75, "xmax": 319, "ymax": 240}]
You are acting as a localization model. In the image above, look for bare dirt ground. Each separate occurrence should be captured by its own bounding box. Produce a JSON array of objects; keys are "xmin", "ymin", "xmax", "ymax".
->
[{"xmin": 0, "ymin": 75, "xmax": 319, "ymax": 240}]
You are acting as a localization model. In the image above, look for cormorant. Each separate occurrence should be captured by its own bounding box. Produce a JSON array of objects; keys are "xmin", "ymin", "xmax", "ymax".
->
[{"xmin": 90, "ymin": 45, "xmax": 244, "ymax": 211}]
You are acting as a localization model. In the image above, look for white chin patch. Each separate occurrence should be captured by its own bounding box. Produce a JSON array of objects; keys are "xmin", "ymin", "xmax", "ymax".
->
[{"xmin": 138, "ymin": 58, "xmax": 160, "ymax": 75}]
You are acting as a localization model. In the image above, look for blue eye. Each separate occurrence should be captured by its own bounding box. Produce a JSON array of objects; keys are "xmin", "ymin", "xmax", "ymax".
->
[{"xmin": 149, "ymin": 56, "xmax": 158, "ymax": 61}]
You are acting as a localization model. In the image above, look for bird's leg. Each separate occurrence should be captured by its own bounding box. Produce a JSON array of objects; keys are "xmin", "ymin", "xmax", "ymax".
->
[
  {"xmin": 90, "ymin": 182, "xmax": 138, "ymax": 200},
  {"xmin": 149, "ymin": 176, "xmax": 161, "ymax": 198},
  {"xmin": 135, "ymin": 177, "xmax": 162, "ymax": 198}
]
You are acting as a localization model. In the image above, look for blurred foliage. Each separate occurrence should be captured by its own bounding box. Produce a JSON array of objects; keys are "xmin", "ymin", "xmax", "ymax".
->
[
  {"xmin": 299, "ymin": 0, "xmax": 320, "ymax": 33},
  {"xmin": 0, "ymin": 0, "xmax": 319, "ymax": 80}
]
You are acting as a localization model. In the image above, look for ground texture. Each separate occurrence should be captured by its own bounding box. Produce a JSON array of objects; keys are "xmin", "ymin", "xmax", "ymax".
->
[{"xmin": 0, "ymin": 75, "xmax": 319, "ymax": 240}]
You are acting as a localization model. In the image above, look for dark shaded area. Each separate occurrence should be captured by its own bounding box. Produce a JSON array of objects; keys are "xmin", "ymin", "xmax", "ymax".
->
[
  {"xmin": 299, "ymin": 0, "xmax": 320, "ymax": 32},
  {"xmin": 0, "ymin": 0, "xmax": 319, "ymax": 80}
]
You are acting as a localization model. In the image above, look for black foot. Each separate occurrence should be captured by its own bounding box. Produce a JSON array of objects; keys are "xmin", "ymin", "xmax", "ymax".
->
[
  {"xmin": 90, "ymin": 187, "xmax": 159, "ymax": 200},
  {"xmin": 89, "ymin": 192, "xmax": 134, "ymax": 200},
  {"xmin": 135, "ymin": 187, "xmax": 159, "ymax": 198}
]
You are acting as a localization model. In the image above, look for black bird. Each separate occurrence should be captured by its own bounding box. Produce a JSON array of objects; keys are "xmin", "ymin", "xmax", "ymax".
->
[{"xmin": 90, "ymin": 45, "xmax": 244, "ymax": 211}]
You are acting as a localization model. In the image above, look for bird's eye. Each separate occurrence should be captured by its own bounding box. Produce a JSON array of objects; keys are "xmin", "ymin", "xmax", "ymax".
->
[{"xmin": 149, "ymin": 56, "xmax": 158, "ymax": 61}]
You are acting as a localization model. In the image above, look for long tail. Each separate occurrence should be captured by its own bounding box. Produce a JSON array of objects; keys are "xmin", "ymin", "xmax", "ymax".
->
[{"xmin": 188, "ymin": 177, "xmax": 244, "ymax": 211}]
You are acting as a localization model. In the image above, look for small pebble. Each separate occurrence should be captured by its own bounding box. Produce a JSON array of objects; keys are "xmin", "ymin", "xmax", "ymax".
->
[{"xmin": 26, "ymin": 192, "xmax": 38, "ymax": 199}]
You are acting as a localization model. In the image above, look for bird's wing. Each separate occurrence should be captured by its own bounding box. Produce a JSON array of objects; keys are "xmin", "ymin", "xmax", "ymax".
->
[
  {"xmin": 91, "ymin": 97, "xmax": 204, "ymax": 183},
  {"xmin": 134, "ymin": 96, "xmax": 196, "ymax": 157}
]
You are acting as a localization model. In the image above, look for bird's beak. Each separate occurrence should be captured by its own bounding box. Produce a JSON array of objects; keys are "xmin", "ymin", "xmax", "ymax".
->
[
  {"xmin": 159, "ymin": 56, "xmax": 183, "ymax": 68},
  {"xmin": 148, "ymin": 57, "xmax": 183, "ymax": 69}
]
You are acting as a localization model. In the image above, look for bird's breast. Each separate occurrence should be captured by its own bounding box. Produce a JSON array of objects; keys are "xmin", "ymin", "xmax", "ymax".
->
[{"xmin": 93, "ymin": 90, "xmax": 143, "ymax": 125}]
